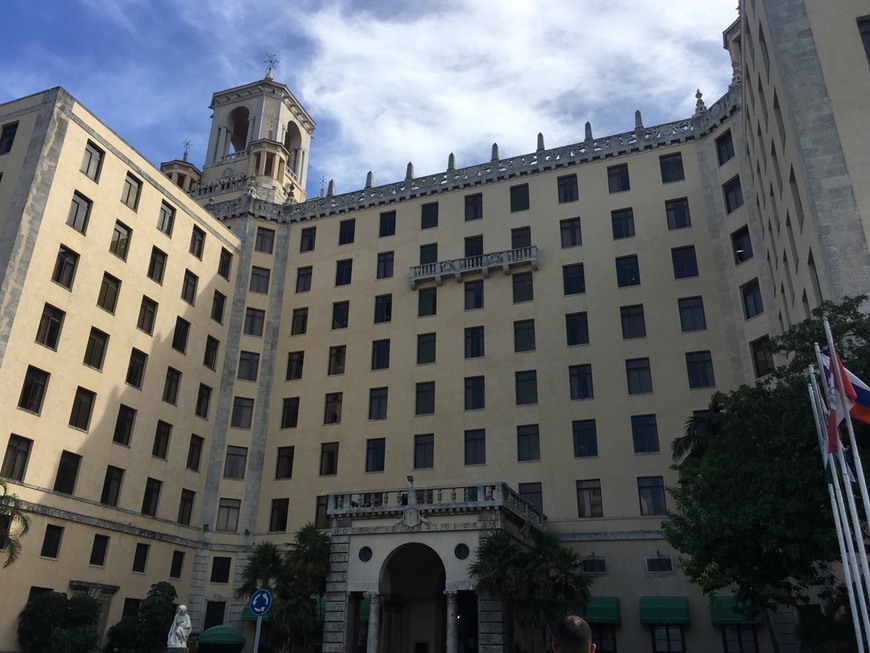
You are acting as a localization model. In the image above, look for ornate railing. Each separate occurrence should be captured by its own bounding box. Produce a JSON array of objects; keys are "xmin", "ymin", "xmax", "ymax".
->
[{"xmin": 408, "ymin": 246, "xmax": 538, "ymax": 289}]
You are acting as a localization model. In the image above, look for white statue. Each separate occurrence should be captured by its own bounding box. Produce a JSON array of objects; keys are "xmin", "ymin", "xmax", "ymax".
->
[{"xmin": 167, "ymin": 604, "xmax": 192, "ymax": 648}]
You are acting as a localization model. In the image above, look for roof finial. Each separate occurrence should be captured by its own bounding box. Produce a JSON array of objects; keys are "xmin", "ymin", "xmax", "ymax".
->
[
  {"xmin": 264, "ymin": 53, "xmax": 279, "ymax": 79},
  {"xmin": 182, "ymin": 139, "xmax": 191, "ymax": 162},
  {"xmin": 694, "ymin": 89, "xmax": 707, "ymax": 115}
]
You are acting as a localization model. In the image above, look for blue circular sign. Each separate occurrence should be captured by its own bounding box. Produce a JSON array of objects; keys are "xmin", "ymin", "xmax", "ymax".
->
[{"xmin": 249, "ymin": 588, "xmax": 273, "ymax": 616}]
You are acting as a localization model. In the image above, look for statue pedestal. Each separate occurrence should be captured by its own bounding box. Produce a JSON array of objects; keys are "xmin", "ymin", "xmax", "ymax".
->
[{"xmin": 167, "ymin": 647, "xmax": 187, "ymax": 652}]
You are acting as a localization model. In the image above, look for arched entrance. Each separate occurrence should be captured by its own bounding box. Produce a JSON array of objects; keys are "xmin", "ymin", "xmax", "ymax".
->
[{"xmin": 379, "ymin": 543, "xmax": 446, "ymax": 653}]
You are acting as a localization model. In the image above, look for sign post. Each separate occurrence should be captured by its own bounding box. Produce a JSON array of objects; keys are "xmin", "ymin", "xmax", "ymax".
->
[{"xmin": 249, "ymin": 588, "xmax": 273, "ymax": 653}]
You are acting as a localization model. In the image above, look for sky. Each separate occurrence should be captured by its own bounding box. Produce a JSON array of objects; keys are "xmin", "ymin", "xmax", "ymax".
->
[{"xmin": 1, "ymin": 0, "xmax": 739, "ymax": 199}]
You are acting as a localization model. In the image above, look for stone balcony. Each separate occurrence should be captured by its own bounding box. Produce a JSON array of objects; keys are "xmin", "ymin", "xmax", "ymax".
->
[{"xmin": 408, "ymin": 245, "xmax": 539, "ymax": 289}]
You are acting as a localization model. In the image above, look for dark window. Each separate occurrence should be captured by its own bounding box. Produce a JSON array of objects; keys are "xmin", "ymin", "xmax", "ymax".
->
[
  {"xmin": 732, "ymin": 226, "xmax": 753, "ymax": 264},
  {"xmin": 379, "ymin": 211, "xmax": 396, "ymax": 237},
  {"xmin": 616, "ymin": 255, "xmax": 640, "ymax": 287},
  {"xmin": 686, "ymin": 350, "xmax": 716, "ymax": 388},
  {"xmin": 112, "ymin": 405, "xmax": 136, "ymax": 446},
  {"xmin": 510, "ymin": 184, "xmax": 530, "ymax": 212},
  {"xmin": 300, "ymin": 226, "xmax": 316, "ymax": 252},
  {"xmin": 218, "ymin": 248, "xmax": 232, "ymax": 279},
  {"xmin": 415, "ymin": 382, "xmax": 435, "ymax": 415},
  {"xmin": 162, "ymin": 367, "xmax": 181, "ymax": 405},
  {"xmin": 563, "ymin": 263, "xmax": 585, "ymax": 295},
  {"xmin": 721, "ymin": 625, "xmax": 759, "ymax": 653},
  {"xmin": 514, "ymin": 319, "xmax": 535, "ymax": 352},
  {"xmin": 418, "ymin": 287, "xmax": 437, "ymax": 316},
  {"xmin": 320, "ymin": 442, "xmax": 339, "ymax": 475},
  {"xmin": 126, "ymin": 348, "xmax": 147, "ymax": 387},
  {"xmin": 377, "ymin": 252, "xmax": 394, "ymax": 279},
  {"xmin": 465, "ymin": 280, "xmax": 484, "ymax": 309},
  {"xmin": 558, "ymin": 174, "xmax": 578, "ymax": 203},
  {"xmin": 132, "ymin": 542, "xmax": 149, "ymax": 572},
  {"xmin": 36, "ymin": 304, "xmax": 64, "ymax": 350},
  {"xmin": 69, "ymin": 386, "xmax": 96, "ymax": 430},
  {"xmin": 515, "ymin": 370, "xmax": 538, "ymax": 405},
  {"xmin": 157, "ymin": 202, "xmax": 175, "ymax": 235},
  {"xmin": 421, "ymin": 203, "xmax": 439, "ymax": 229},
  {"xmin": 255, "ymin": 227, "xmax": 275, "ymax": 254},
  {"xmin": 177, "ymin": 489, "xmax": 195, "ymax": 525},
  {"xmin": 315, "ymin": 496, "xmax": 331, "ymax": 530},
  {"xmin": 465, "ymin": 194, "xmax": 483, "ymax": 221},
  {"xmin": 244, "ymin": 308, "xmax": 265, "ymax": 336},
  {"xmin": 52, "ymin": 245, "xmax": 79, "ymax": 289},
  {"xmin": 366, "ymin": 438, "xmax": 385, "ymax": 473},
  {"xmin": 141, "ymin": 478, "xmax": 162, "ymax": 517},
  {"xmin": 137, "ymin": 296, "xmax": 157, "ymax": 335},
  {"xmin": 172, "ymin": 317, "xmax": 190, "ymax": 353},
  {"xmin": 374, "ymin": 294, "xmax": 392, "ymax": 323},
  {"xmin": 611, "ymin": 208, "xmax": 635, "ymax": 239},
  {"xmin": 371, "ymin": 340, "xmax": 390, "ymax": 370},
  {"xmin": 81, "ymin": 141, "xmax": 103, "ymax": 180},
  {"xmin": 210, "ymin": 556, "xmax": 231, "ymax": 583},
  {"xmin": 296, "ymin": 266, "xmax": 312, "ymax": 292},
  {"xmin": 249, "ymin": 266, "xmax": 270, "ymax": 293},
  {"xmin": 281, "ymin": 397, "xmax": 299, "ymax": 428},
  {"xmin": 332, "ymin": 301, "xmax": 349, "ymax": 329},
  {"xmin": 560, "ymin": 218, "xmax": 582, "ymax": 248},
  {"xmin": 569, "ymin": 364, "xmax": 593, "ymax": 400},
  {"xmin": 211, "ymin": 291, "xmax": 226, "ymax": 323},
  {"xmin": 716, "ymin": 129, "xmax": 735, "ymax": 165},
  {"xmin": 339, "ymin": 219, "xmax": 356, "ymax": 245},
  {"xmin": 576, "ymin": 479, "xmax": 603, "ymax": 518},
  {"xmin": 632, "ymin": 414, "xmax": 660, "ymax": 453},
  {"xmin": 511, "ymin": 226, "xmax": 532, "ymax": 249},
  {"xmin": 666, "ymin": 198, "xmax": 691, "ymax": 229},
  {"xmin": 231, "ymin": 397, "xmax": 254, "ymax": 429},
  {"xmin": 415, "ymin": 434, "xmax": 434, "ymax": 469},
  {"xmin": 465, "ymin": 429, "xmax": 486, "ymax": 465},
  {"xmin": 659, "ymin": 153, "xmax": 685, "ymax": 183},
  {"xmin": 335, "ymin": 259, "xmax": 353, "ymax": 286},
  {"xmin": 518, "ymin": 482, "xmax": 543, "ymax": 513},
  {"xmin": 67, "ymin": 192, "xmax": 91, "ymax": 233},
  {"xmin": 89, "ymin": 534, "xmax": 109, "ymax": 566},
  {"xmin": 324, "ymin": 392, "xmax": 343, "ymax": 424},
  {"xmin": 678, "ymin": 296, "xmax": 707, "ymax": 331},
  {"xmin": 270, "ymin": 499, "xmax": 289, "ymax": 532},
  {"xmin": 464, "ymin": 326, "xmax": 484, "ymax": 358},
  {"xmin": 238, "ymin": 351, "xmax": 259, "ymax": 381},
  {"xmin": 196, "ymin": 383, "xmax": 212, "ymax": 419},
  {"xmin": 513, "ymin": 272, "xmax": 534, "ymax": 303},
  {"xmin": 464, "ymin": 376, "xmax": 485, "ymax": 410},
  {"xmin": 582, "ymin": 559, "xmax": 607, "ymax": 575},
  {"xmin": 287, "ymin": 351, "xmax": 304, "ymax": 380},
  {"xmin": 170, "ymin": 551, "xmax": 185, "ymax": 579},
  {"xmin": 626, "ymin": 358, "xmax": 653, "ymax": 394},
  {"xmin": 1, "ymin": 434, "xmax": 32, "ymax": 481},
  {"xmin": 203, "ymin": 336, "xmax": 219, "ymax": 369},
  {"xmin": 517, "ymin": 424, "xmax": 540, "ymax": 462},
  {"xmin": 751, "ymin": 336, "xmax": 776, "ymax": 378},
  {"xmin": 121, "ymin": 174, "xmax": 142, "ymax": 210},
  {"xmin": 0, "ymin": 122, "xmax": 17, "ymax": 154},
  {"xmin": 181, "ymin": 270, "xmax": 198, "ymax": 305},
  {"xmin": 369, "ymin": 387, "xmax": 388, "ymax": 420},
  {"xmin": 41, "ymin": 524, "xmax": 64, "ymax": 558},
  {"xmin": 620, "ymin": 304, "xmax": 646, "ymax": 339},
  {"xmin": 741, "ymin": 279, "xmax": 764, "ymax": 318},
  {"xmin": 572, "ymin": 420, "xmax": 598, "ymax": 457},
  {"xmin": 607, "ymin": 164, "xmax": 630, "ymax": 193},
  {"xmin": 291, "ymin": 308, "xmax": 308, "ymax": 335},
  {"xmin": 417, "ymin": 333, "xmax": 436, "ymax": 364},
  {"xmin": 100, "ymin": 465, "xmax": 123, "ymax": 506},
  {"xmin": 189, "ymin": 226, "xmax": 205, "ymax": 259},
  {"xmin": 224, "ymin": 446, "xmax": 247, "ymax": 479},
  {"xmin": 216, "ymin": 499, "xmax": 240, "ymax": 532},
  {"xmin": 565, "ymin": 312, "xmax": 589, "ymax": 346},
  {"xmin": 671, "ymin": 246, "xmax": 698, "ymax": 279},
  {"xmin": 638, "ymin": 476, "xmax": 666, "ymax": 515},
  {"xmin": 465, "ymin": 235, "xmax": 484, "ymax": 258},
  {"xmin": 110, "ymin": 221, "xmax": 132, "ymax": 260},
  {"xmin": 327, "ymin": 345, "xmax": 345, "ymax": 376},
  {"xmin": 152, "ymin": 421, "xmax": 171, "ymax": 459},
  {"xmin": 276, "ymin": 446, "xmax": 294, "ymax": 479},
  {"xmin": 19, "ymin": 365, "xmax": 49, "ymax": 413},
  {"xmin": 148, "ymin": 247, "xmax": 166, "ymax": 283},
  {"xmin": 98, "ymin": 272, "xmax": 121, "ymax": 313},
  {"xmin": 187, "ymin": 435, "xmax": 203, "ymax": 472},
  {"xmin": 723, "ymin": 176, "xmax": 744, "ymax": 213},
  {"xmin": 420, "ymin": 243, "xmax": 438, "ymax": 265}
]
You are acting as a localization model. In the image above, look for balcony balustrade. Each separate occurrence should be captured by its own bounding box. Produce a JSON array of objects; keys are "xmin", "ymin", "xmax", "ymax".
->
[{"xmin": 408, "ymin": 245, "xmax": 538, "ymax": 289}]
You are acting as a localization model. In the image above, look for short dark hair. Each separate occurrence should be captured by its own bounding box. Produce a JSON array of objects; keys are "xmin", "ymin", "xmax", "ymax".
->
[{"xmin": 553, "ymin": 615, "xmax": 592, "ymax": 653}]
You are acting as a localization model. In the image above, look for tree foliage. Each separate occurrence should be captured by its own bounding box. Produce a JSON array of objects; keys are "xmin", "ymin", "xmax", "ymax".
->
[
  {"xmin": 663, "ymin": 296, "xmax": 870, "ymax": 617},
  {"xmin": 18, "ymin": 591, "xmax": 100, "ymax": 653},
  {"xmin": 0, "ymin": 477, "xmax": 30, "ymax": 567},
  {"xmin": 103, "ymin": 581, "xmax": 178, "ymax": 653}
]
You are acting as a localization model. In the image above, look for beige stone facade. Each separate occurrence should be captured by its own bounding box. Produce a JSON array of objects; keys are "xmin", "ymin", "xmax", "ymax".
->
[{"xmin": 0, "ymin": 2, "xmax": 869, "ymax": 651}]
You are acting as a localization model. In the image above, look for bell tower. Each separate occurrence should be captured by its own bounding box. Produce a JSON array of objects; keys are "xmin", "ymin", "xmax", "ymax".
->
[{"xmin": 198, "ymin": 72, "xmax": 315, "ymax": 204}]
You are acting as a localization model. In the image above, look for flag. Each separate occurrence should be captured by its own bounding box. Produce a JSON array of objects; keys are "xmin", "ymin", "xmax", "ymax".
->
[
  {"xmin": 820, "ymin": 354, "xmax": 870, "ymax": 425},
  {"xmin": 827, "ymin": 379, "xmax": 840, "ymax": 453}
]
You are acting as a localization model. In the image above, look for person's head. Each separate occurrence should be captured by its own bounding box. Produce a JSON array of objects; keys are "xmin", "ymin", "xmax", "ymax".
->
[{"xmin": 552, "ymin": 615, "xmax": 595, "ymax": 653}]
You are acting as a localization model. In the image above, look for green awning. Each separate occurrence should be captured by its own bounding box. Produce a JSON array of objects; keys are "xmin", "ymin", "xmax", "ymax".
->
[
  {"xmin": 197, "ymin": 625, "xmax": 247, "ymax": 644},
  {"xmin": 579, "ymin": 596, "xmax": 621, "ymax": 624},
  {"xmin": 241, "ymin": 604, "xmax": 269, "ymax": 622},
  {"xmin": 709, "ymin": 596, "xmax": 763, "ymax": 625},
  {"xmin": 639, "ymin": 596, "xmax": 690, "ymax": 624}
]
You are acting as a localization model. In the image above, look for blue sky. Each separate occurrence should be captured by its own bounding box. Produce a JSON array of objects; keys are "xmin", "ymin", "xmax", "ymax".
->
[{"xmin": 1, "ymin": 0, "xmax": 738, "ymax": 198}]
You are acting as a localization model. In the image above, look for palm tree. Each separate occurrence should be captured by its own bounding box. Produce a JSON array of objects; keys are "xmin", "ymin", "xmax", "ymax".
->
[
  {"xmin": 0, "ymin": 478, "xmax": 30, "ymax": 567},
  {"xmin": 235, "ymin": 541, "xmax": 286, "ymax": 599},
  {"xmin": 671, "ymin": 395, "xmax": 723, "ymax": 464}
]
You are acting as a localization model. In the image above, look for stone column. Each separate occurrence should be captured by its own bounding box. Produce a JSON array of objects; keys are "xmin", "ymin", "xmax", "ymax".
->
[
  {"xmin": 366, "ymin": 592, "xmax": 381, "ymax": 653},
  {"xmin": 247, "ymin": 117, "xmax": 256, "ymax": 146},
  {"xmin": 445, "ymin": 591, "xmax": 458, "ymax": 653}
]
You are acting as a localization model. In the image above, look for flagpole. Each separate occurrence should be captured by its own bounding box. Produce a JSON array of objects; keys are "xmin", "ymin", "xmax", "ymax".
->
[{"xmin": 809, "ymin": 373, "xmax": 868, "ymax": 651}]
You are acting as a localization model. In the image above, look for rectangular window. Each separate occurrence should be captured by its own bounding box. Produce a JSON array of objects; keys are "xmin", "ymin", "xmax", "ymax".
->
[
  {"xmin": 557, "ymin": 174, "xmax": 578, "ymax": 203},
  {"xmin": 371, "ymin": 340, "xmax": 390, "ymax": 370},
  {"xmin": 181, "ymin": 270, "xmax": 198, "ymax": 305},
  {"xmin": 36, "ymin": 303, "xmax": 64, "ymax": 350},
  {"xmin": 335, "ymin": 259, "xmax": 353, "ymax": 286},
  {"xmin": 41, "ymin": 524, "xmax": 64, "ymax": 559},
  {"xmin": 231, "ymin": 397, "xmax": 254, "ymax": 429},
  {"xmin": 731, "ymin": 226, "xmax": 753, "ymax": 264},
  {"xmin": 723, "ymin": 176, "xmax": 744, "ymax": 212},
  {"xmin": 517, "ymin": 424, "xmax": 540, "ymax": 462},
  {"xmin": 417, "ymin": 332, "xmax": 436, "ymax": 364},
  {"xmin": 137, "ymin": 296, "xmax": 157, "ymax": 335},
  {"xmin": 152, "ymin": 420, "xmax": 172, "ymax": 459},
  {"xmin": 515, "ymin": 370, "xmax": 538, "ymax": 405},
  {"xmin": 620, "ymin": 304, "xmax": 646, "ymax": 339},
  {"xmin": 170, "ymin": 551, "xmax": 185, "ymax": 579},
  {"xmin": 158, "ymin": 202, "xmax": 175, "ymax": 236},
  {"xmin": 0, "ymin": 122, "xmax": 17, "ymax": 155},
  {"xmin": 638, "ymin": 476, "xmax": 666, "ymax": 515},
  {"xmin": 686, "ymin": 350, "xmax": 716, "ymax": 388},
  {"xmin": 203, "ymin": 336, "xmax": 219, "ymax": 369},
  {"xmin": 19, "ymin": 365, "xmax": 49, "ymax": 413},
  {"xmin": 418, "ymin": 287, "xmax": 437, "ymax": 316},
  {"xmin": 465, "ymin": 280, "xmax": 484, "ymax": 310},
  {"xmin": 187, "ymin": 435, "xmax": 203, "ymax": 472},
  {"xmin": 659, "ymin": 153, "xmax": 685, "ymax": 183},
  {"xmin": 519, "ymin": 482, "xmax": 543, "ymax": 513},
  {"xmin": 177, "ymin": 489, "xmax": 195, "ymax": 525},
  {"xmin": 68, "ymin": 192, "xmax": 92, "ymax": 233},
  {"xmin": 741, "ymin": 279, "xmax": 764, "ymax": 318},
  {"xmin": 189, "ymin": 226, "xmax": 205, "ymax": 259},
  {"xmin": 244, "ymin": 308, "xmax": 265, "ymax": 336},
  {"xmin": 415, "ymin": 434, "xmax": 434, "ymax": 469},
  {"xmin": 374, "ymin": 294, "xmax": 392, "ymax": 323},
  {"xmin": 665, "ymin": 198, "xmax": 691, "ymax": 229},
  {"xmin": 121, "ymin": 173, "xmax": 142, "ymax": 210},
  {"xmin": 716, "ymin": 129, "xmax": 735, "ymax": 164},
  {"xmin": 52, "ymin": 245, "xmax": 79, "ymax": 289},
  {"xmin": 112, "ymin": 404, "xmax": 136, "ymax": 446},
  {"xmin": 366, "ymin": 438, "xmax": 386, "ymax": 473},
  {"xmin": 300, "ymin": 226, "xmax": 316, "ymax": 252},
  {"xmin": 270, "ymin": 498, "xmax": 289, "ymax": 532},
  {"xmin": 53, "ymin": 451, "xmax": 81, "ymax": 495},
  {"xmin": 611, "ymin": 208, "xmax": 635, "ymax": 239},
  {"xmin": 281, "ymin": 397, "xmax": 299, "ymax": 428},
  {"xmin": 69, "ymin": 386, "xmax": 96, "ymax": 430},
  {"xmin": 238, "ymin": 351, "xmax": 260, "ymax": 381},
  {"xmin": 560, "ymin": 218, "xmax": 582, "ymax": 248},
  {"xmin": 569, "ymin": 364, "xmax": 594, "ymax": 400},
  {"xmin": 616, "ymin": 255, "xmax": 640, "ymax": 287},
  {"xmin": 421, "ymin": 202, "xmax": 439, "ymax": 229},
  {"xmin": 572, "ymin": 420, "xmax": 598, "ymax": 457},
  {"xmin": 255, "ymin": 227, "xmax": 275, "ymax": 254},
  {"xmin": 296, "ymin": 266, "xmax": 312, "ymax": 292},
  {"xmin": 141, "ymin": 477, "xmax": 162, "ymax": 516},
  {"xmin": 464, "ymin": 326, "xmax": 485, "ymax": 358},
  {"xmin": 465, "ymin": 193, "xmax": 483, "ymax": 221},
  {"xmin": 315, "ymin": 495, "xmax": 331, "ymax": 529},
  {"xmin": 329, "ymin": 344, "xmax": 347, "ymax": 374},
  {"xmin": 513, "ymin": 272, "xmax": 534, "ymax": 303},
  {"xmin": 510, "ymin": 184, "xmax": 530, "ymax": 212},
  {"xmin": 369, "ymin": 387, "xmax": 388, "ymax": 420},
  {"xmin": 276, "ymin": 446, "xmax": 295, "ymax": 479},
  {"xmin": 98, "ymin": 272, "xmax": 121, "ymax": 313},
  {"xmin": 420, "ymin": 243, "xmax": 438, "ymax": 265},
  {"xmin": 511, "ymin": 226, "xmax": 532, "ymax": 249},
  {"xmin": 514, "ymin": 319, "xmax": 535, "ymax": 352},
  {"xmin": 671, "ymin": 246, "xmax": 698, "ymax": 279},
  {"xmin": 626, "ymin": 358, "xmax": 653, "ymax": 394},
  {"xmin": 1, "ymin": 434, "xmax": 32, "ymax": 481},
  {"xmin": 81, "ymin": 141, "xmax": 103, "ymax": 180},
  {"xmin": 224, "ymin": 446, "xmax": 248, "ymax": 479},
  {"xmin": 565, "ymin": 312, "xmax": 589, "ymax": 346},
  {"xmin": 678, "ymin": 296, "xmax": 707, "ymax": 331},
  {"xmin": 377, "ymin": 252, "xmax": 394, "ymax": 279},
  {"xmin": 162, "ymin": 367, "xmax": 181, "ymax": 405},
  {"xmin": 563, "ymin": 263, "xmax": 585, "ymax": 295},
  {"xmin": 110, "ymin": 221, "xmax": 132, "ymax": 260},
  {"xmin": 465, "ymin": 429, "xmax": 486, "ymax": 465},
  {"xmin": 196, "ymin": 383, "xmax": 212, "ymax": 419},
  {"xmin": 320, "ymin": 442, "xmax": 339, "ymax": 475},
  {"xmin": 465, "ymin": 235, "xmax": 484, "ymax": 258},
  {"xmin": 147, "ymin": 247, "xmax": 166, "ymax": 283},
  {"xmin": 89, "ymin": 534, "xmax": 109, "ymax": 566},
  {"xmin": 249, "ymin": 266, "xmax": 271, "ymax": 293},
  {"xmin": 126, "ymin": 348, "xmax": 147, "ymax": 387},
  {"xmin": 288, "ymin": 308, "xmax": 308, "ymax": 336},
  {"xmin": 632, "ymin": 414, "xmax": 660, "ymax": 453},
  {"xmin": 324, "ymin": 392, "xmax": 343, "ymax": 424},
  {"xmin": 218, "ymin": 248, "xmax": 232, "ymax": 279},
  {"xmin": 379, "ymin": 211, "xmax": 396, "ymax": 237},
  {"xmin": 751, "ymin": 336, "xmax": 776, "ymax": 378},
  {"xmin": 464, "ymin": 376, "xmax": 485, "ymax": 410},
  {"xmin": 607, "ymin": 164, "xmax": 630, "ymax": 193},
  {"xmin": 416, "ymin": 382, "xmax": 435, "ymax": 415},
  {"xmin": 172, "ymin": 317, "xmax": 190, "ymax": 353},
  {"xmin": 287, "ymin": 351, "xmax": 304, "ymax": 380},
  {"xmin": 332, "ymin": 301, "xmax": 349, "ymax": 329},
  {"xmin": 208, "ymin": 292, "xmax": 226, "ymax": 325},
  {"xmin": 576, "ymin": 479, "xmax": 603, "ymax": 518},
  {"xmin": 216, "ymin": 498, "xmax": 240, "ymax": 532},
  {"xmin": 338, "ymin": 219, "xmax": 356, "ymax": 245}
]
